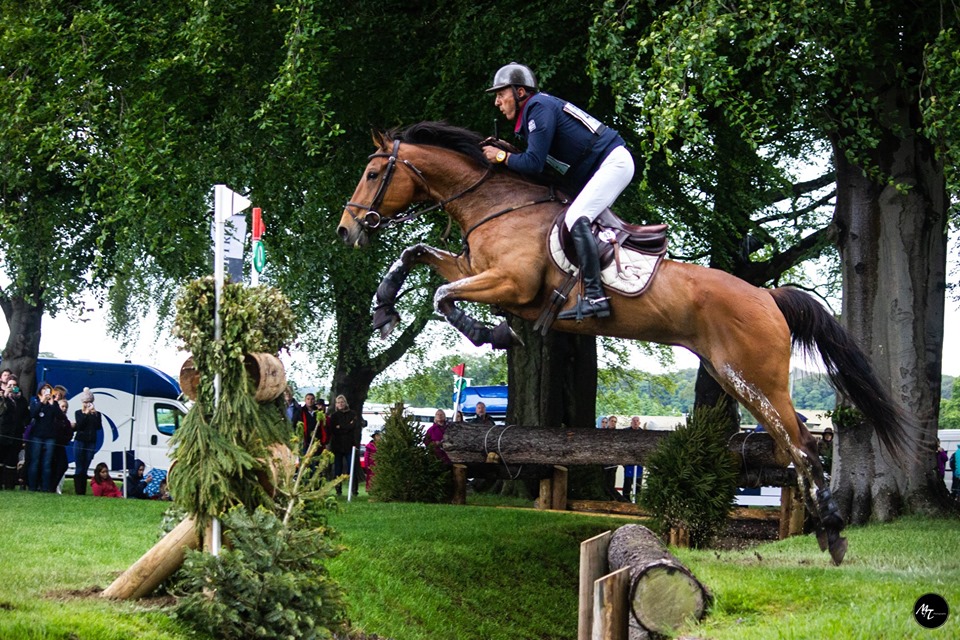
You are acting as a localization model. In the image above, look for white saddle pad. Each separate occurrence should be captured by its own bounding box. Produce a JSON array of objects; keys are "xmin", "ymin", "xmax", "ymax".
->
[{"xmin": 548, "ymin": 226, "xmax": 662, "ymax": 297}]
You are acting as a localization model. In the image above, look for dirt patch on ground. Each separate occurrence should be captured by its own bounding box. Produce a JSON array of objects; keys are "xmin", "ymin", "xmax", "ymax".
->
[{"xmin": 46, "ymin": 586, "xmax": 177, "ymax": 608}]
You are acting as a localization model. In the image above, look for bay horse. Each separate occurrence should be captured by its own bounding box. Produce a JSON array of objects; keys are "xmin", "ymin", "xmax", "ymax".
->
[{"xmin": 338, "ymin": 121, "xmax": 908, "ymax": 564}]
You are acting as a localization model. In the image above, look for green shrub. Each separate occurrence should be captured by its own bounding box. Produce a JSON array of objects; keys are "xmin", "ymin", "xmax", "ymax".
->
[
  {"xmin": 369, "ymin": 404, "xmax": 450, "ymax": 503},
  {"xmin": 641, "ymin": 403, "xmax": 739, "ymax": 547},
  {"xmin": 174, "ymin": 447, "xmax": 346, "ymax": 639}
]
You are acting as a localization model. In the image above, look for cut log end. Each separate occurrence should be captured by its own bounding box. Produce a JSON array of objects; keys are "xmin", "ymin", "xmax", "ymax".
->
[
  {"xmin": 631, "ymin": 563, "xmax": 708, "ymax": 633},
  {"xmin": 608, "ymin": 524, "xmax": 711, "ymax": 635}
]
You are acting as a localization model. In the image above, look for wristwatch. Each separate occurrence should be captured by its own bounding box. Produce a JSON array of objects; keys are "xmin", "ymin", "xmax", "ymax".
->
[{"xmin": 495, "ymin": 150, "xmax": 507, "ymax": 164}]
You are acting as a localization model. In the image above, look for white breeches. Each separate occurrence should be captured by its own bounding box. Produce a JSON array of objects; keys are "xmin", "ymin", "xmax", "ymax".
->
[{"xmin": 564, "ymin": 145, "xmax": 635, "ymax": 230}]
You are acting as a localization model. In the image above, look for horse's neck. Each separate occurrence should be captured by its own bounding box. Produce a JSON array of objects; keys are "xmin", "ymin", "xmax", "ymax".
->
[{"xmin": 416, "ymin": 151, "xmax": 549, "ymax": 230}]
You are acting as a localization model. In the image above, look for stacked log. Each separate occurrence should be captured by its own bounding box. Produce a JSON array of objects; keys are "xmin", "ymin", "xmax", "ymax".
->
[
  {"xmin": 443, "ymin": 424, "xmax": 790, "ymax": 468},
  {"xmin": 607, "ymin": 524, "xmax": 710, "ymax": 638}
]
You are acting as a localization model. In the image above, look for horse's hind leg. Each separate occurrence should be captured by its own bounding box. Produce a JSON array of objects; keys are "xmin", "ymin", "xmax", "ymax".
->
[{"xmin": 712, "ymin": 362, "xmax": 847, "ymax": 564}]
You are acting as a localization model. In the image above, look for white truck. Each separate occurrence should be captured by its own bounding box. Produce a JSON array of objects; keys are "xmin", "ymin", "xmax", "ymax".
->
[{"xmin": 35, "ymin": 357, "xmax": 188, "ymax": 477}]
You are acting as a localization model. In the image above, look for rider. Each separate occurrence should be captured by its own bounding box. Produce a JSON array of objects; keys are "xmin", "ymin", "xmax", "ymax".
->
[{"xmin": 481, "ymin": 62, "xmax": 634, "ymax": 321}]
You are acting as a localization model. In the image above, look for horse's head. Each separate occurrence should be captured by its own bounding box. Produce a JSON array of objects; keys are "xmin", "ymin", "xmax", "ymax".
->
[{"xmin": 338, "ymin": 130, "xmax": 421, "ymax": 248}]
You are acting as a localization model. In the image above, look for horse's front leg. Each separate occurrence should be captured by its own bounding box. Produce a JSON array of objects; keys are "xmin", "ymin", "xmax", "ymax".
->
[
  {"xmin": 374, "ymin": 243, "xmax": 467, "ymax": 339},
  {"xmin": 433, "ymin": 270, "xmax": 529, "ymax": 349}
]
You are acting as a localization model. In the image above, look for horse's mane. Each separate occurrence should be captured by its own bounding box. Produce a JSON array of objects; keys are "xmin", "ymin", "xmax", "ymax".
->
[{"xmin": 389, "ymin": 121, "xmax": 490, "ymax": 167}]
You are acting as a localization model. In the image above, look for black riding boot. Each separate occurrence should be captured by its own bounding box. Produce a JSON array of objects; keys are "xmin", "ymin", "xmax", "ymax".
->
[{"xmin": 557, "ymin": 217, "xmax": 610, "ymax": 320}]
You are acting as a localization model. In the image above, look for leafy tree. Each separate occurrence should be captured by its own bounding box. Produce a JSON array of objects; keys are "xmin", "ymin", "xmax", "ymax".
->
[
  {"xmin": 590, "ymin": 0, "xmax": 957, "ymax": 519},
  {"xmin": 941, "ymin": 378, "xmax": 960, "ymax": 429},
  {"xmin": 369, "ymin": 353, "xmax": 507, "ymax": 408}
]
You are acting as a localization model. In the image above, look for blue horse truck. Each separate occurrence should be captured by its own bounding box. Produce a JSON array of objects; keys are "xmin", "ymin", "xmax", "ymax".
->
[
  {"xmin": 35, "ymin": 358, "xmax": 188, "ymax": 478},
  {"xmin": 455, "ymin": 385, "xmax": 507, "ymax": 422}
]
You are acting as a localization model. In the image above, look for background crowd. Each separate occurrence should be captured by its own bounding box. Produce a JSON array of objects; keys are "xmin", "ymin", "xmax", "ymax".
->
[{"xmin": 0, "ymin": 368, "xmax": 170, "ymax": 499}]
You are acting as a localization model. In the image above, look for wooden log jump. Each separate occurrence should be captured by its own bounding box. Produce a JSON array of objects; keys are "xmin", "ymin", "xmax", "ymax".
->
[
  {"xmin": 445, "ymin": 425, "xmax": 805, "ymax": 539},
  {"xmin": 443, "ymin": 425, "xmax": 790, "ymax": 468}
]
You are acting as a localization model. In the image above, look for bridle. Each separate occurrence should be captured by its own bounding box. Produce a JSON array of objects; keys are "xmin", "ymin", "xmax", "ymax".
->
[{"xmin": 344, "ymin": 139, "xmax": 493, "ymax": 231}]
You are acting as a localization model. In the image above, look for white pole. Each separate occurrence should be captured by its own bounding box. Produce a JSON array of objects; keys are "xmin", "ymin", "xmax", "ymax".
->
[
  {"xmin": 211, "ymin": 185, "xmax": 228, "ymax": 556},
  {"xmin": 632, "ymin": 469, "xmax": 638, "ymax": 504},
  {"xmin": 211, "ymin": 185, "xmax": 251, "ymax": 556},
  {"xmin": 348, "ymin": 445, "xmax": 357, "ymax": 502}
]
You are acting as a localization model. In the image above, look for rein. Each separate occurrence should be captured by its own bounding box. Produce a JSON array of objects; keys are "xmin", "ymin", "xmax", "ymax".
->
[
  {"xmin": 461, "ymin": 185, "xmax": 566, "ymax": 251},
  {"xmin": 345, "ymin": 140, "xmax": 493, "ymax": 231}
]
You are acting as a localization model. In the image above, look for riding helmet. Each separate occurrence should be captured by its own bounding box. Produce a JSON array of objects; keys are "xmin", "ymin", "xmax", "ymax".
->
[{"xmin": 485, "ymin": 62, "xmax": 538, "ymax": 93}]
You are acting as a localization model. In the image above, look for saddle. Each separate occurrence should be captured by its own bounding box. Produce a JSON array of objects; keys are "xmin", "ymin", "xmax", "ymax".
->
[
  {"xmin": 555, "ymin": 209, "xmax": 668, "ymax": 269},
  {"xmin": 534, "ymin": 210, "xmax": 668, "ymax": 335}
]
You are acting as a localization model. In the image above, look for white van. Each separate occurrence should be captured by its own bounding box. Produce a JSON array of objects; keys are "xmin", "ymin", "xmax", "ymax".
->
[{"xmin": 35, "ymin": 358, "xmax": 188, "ymax": 477}]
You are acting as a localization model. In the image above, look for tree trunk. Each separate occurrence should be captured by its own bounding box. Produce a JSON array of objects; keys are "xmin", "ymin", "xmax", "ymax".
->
[
  {"xmin": 507, "ymin": 317, "xmax": 601, "ymax": 497},
  {"xmin": 507, "ymin": 318, "xmax": 597, "ymax": 428},
  {"xmin": 607, "ymin": 524, "xmax": 710, "ymax": 636},
  {"xmin": 833, "ymin": 79, "xmax": 948, "ymax": 521},
  {"xmin": 0, "ymin": 293, "xmax": 44, "ymax": 397}
]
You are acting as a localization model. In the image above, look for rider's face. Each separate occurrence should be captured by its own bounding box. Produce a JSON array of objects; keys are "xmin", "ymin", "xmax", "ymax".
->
[{"xmin": 494, "ymin": 87, "xmax": 519, "ymax": 120}]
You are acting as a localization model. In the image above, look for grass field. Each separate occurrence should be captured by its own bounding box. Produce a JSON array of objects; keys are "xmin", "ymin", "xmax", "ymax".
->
[{"xmin": 0, "ymin": 490, "xmax": 957, "ymax": 639}]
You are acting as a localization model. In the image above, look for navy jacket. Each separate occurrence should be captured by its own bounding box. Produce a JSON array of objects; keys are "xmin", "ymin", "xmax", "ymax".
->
[{"xmin": 507, "ymin": 93, "xmax": 625, "ymax": 194}]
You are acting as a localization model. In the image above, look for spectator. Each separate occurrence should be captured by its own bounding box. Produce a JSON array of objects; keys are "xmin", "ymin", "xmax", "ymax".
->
[
  {"xmin": 282, "ymin": 387, "xmax": 297, "ymax": 424},
  {"xmin": 91, "ymin": 462, "xmax": 122, "ymax": 498},
  {"xmin": 294, "ymin": 393, "xmax": 327, "ymax": 455},
  {"xmin": 936, "ymin": 440, "xmax": 947, "ymax": 480},
  {"xmin": 454, "ymin": 410, "xmax": 464, "ymax": 423},
  {"xmin": 818, "ymin": 427, "xmax": 834, "ymax": 474},
  {"xmin": 52, "ymin": 397, "xmax": 73, "ymax": 492},
  {"xmin": 623, "ymin": 416, "xmax": 645, "ymax": 502},
  {"xmin": 425, "ymin": 409, "xmax": 451, "ymax": 465},
  {"xmin": 156, "ymin": 478, "xmax": 172, "ymax": 501},
  {"xmin": 72, "ymin": 388, "xmax": 101, "ymax": 495},
  {"xmin": 608, "ymin": 415, "xmax": 619, "ymax": 429},
  {"xmin": 468, "ymin": 401, "xmax": 494, "ymax": 425},
  {"xmin": 0, "ymin": 377, "xmax": 27, "ymax": 489},
  {"xmin": 143, "ymin": 468, "xmax": 168, "ymax": 499},
  {"xmin": 27, "ymin": 383, "xmax": 64, "ymax": 492},
  {"xmin": 951, "ymin": 444, "xmax": 960, "ymax": 498},
  {"xmin": 596, "ymin": 416, "xmax": 608, "ymax": 429},
  {"xmin": 126, "ymin": 458, "xmax": 150, "ymax": 499},
  {"xmin": 328, "ymin": 395, "xmax": 360, "ymax": 497},
  {"xmin": 364, "ymin": 431, "xmax": 382, "ymax": 492}
]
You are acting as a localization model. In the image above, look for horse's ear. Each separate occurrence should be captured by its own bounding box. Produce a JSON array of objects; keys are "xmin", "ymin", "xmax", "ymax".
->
[{"xmin": 371, "ymin": 129, "xmax": 389, "ymax": 151}]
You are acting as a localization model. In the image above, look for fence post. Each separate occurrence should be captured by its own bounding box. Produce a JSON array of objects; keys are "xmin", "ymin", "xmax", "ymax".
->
[
  {"xmin": 578, "ymin": 530, "xmax": 612, "ymax": 640},
  {"xmin": 551, "ymin": 465, "xmax": 568, "ymax": 511},
  {"xmin": 591, "ymin": 567, "xmax": 630, "ymax": 640}
]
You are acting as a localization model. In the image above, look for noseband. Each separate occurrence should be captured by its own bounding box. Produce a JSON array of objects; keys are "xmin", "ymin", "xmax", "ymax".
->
[{"xmin": 345, "ymin": 139, "xmax": 492, "ymax": 231}]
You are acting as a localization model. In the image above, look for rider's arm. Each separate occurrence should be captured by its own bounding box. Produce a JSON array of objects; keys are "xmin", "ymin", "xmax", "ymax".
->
[{"xmin": 505, "ymin": 99, "xmax": 556, "ymax": 176}]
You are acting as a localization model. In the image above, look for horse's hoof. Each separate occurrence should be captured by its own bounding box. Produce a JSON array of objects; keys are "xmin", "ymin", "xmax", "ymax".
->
[
  {"xmin": 815, "ymin": 526, "xmax": 829, "ymax": 552},
  {"xmin": 490, "ymin": 321, "xmax": 517, "ymax": 349},
  {"xmin": 373, "ymin": 305, "xmax": 401, "ymax": 339},
  {"xmin": 828, "ymin": 535, "xmax": 848, "ymax": 565}
]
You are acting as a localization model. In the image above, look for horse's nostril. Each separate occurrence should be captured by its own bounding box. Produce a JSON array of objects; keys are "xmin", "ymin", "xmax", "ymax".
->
[{"xmin": 337, "ymin": 226, "xmax": 348, "ymax": 242}]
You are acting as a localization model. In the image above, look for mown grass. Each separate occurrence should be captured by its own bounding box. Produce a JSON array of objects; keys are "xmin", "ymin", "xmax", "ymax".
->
[{"xmin": 0, "ymin": 490, "xmax": 957, "ymax": 640}]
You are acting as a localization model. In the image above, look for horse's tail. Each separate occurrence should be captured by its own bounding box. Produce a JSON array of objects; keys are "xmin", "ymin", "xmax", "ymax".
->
[{"xmin": 770, "ymin": 287, "xmax": 909, "ymax": 460}]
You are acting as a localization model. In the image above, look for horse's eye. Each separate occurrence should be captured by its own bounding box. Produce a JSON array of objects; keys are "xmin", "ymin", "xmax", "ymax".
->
[{"xmin": 367, "ymin": 171, "xmax": 379, "ymax": 180}]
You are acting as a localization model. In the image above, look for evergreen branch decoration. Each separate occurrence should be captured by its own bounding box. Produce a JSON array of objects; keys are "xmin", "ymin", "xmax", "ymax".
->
[
  {"xmin": 641, "ymin": 403, "xmax": 739, "ymax": 548},
  {"xmin": 169, "ymin": 276, "xmax": 298, "ymax": 524}
]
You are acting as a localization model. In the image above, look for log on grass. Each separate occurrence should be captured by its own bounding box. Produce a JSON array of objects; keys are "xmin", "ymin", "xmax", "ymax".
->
[
  {"xmin": 607, "ymin": 524, "xmax": 710, "ymax": 636},
  {"xmin": 101, "ymin": 516, "xmax": 200, "ymax": 600},
  {"xmin": 443, "ymin": 425, "xmax": 789, "ymax": 467}
]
